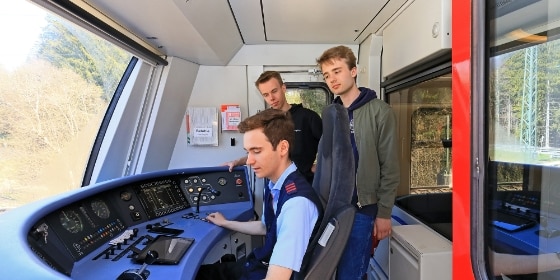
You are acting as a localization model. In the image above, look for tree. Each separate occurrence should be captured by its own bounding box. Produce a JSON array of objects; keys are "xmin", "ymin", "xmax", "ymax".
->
[
  {"xmin": 0, "ymin": 60, "xmax": 105, "ymax": 185},
  {"xmin": 1, "ymin": 10, "xmax": 132, "ymax": 210},
  {"xmin": 496, "ymin": 42, "xmax": 560, "ymax": 148},
  {"xmin": 33, "ymin": 15, "xmax": 131, "ymax": 99}
]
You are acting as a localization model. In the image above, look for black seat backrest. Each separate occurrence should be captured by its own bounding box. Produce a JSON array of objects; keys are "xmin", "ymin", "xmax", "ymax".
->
[{"xmin": 295, "ymin": 103, "xmax": 356, "ymax": 280}]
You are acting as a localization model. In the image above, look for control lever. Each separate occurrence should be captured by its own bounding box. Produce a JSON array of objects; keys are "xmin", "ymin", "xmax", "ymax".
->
[
  {"xmin": 195, "ymin": 186, "xmax": 221, "ymax": 213},
  {"xmin": 116, "ymin": 250, "xmax": 158, "ymax": 280}
]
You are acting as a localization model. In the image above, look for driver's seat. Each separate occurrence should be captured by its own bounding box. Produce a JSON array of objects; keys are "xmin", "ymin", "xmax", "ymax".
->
[{"xmin": 295, "ymin": 103, "xmax": 356, "ymax": 280}]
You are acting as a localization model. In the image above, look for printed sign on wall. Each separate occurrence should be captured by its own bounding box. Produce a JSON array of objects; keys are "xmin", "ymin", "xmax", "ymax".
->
[
  {"xmin": 186, "ymin": 107, "xmax": 218, "ymax": 146},
  {"xmin": 221, "ymin": 104, "xmax": 241, "ymax": 131}
]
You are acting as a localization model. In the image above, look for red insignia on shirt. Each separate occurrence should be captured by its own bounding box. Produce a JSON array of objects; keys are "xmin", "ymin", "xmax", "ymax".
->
[{"xmin": 285, "ymin": 182, "xmax": 297, "ymax": 194}]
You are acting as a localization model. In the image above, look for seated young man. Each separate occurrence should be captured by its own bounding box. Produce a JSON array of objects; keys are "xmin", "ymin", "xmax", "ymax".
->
[{"xmin": 196, "ymin": 109, "xmax": 323, "ymax": 280}]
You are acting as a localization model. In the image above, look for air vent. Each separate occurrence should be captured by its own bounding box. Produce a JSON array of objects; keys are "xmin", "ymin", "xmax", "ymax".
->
[
  {"xmin": 491, "ymin": 0, "xmax": 540, "ymax": 17},
  {"xmin": 495, "ymin": 0, "xmax": 514, "ymax": 9}
]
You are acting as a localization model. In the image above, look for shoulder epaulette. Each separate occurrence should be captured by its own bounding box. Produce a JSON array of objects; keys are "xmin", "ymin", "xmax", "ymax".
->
[{"xmin": 284, "ymin": 181, "xmax": 298, "ymax": 194}]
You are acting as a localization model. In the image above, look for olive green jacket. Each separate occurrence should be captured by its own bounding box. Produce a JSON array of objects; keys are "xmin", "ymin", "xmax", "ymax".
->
[{"xmin": 353, "ymin": 98, "xmax": 400, "ymax": 219}]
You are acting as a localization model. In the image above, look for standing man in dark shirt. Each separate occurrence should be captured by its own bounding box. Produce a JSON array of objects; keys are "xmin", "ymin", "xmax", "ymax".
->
[{"xmin": 225, "ymin": 71, "xmax": 322, "ymax": 184}]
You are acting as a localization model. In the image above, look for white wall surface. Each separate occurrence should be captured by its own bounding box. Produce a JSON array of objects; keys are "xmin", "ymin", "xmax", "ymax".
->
[
  {"xmin": 358, "ymin": 34, "xmax": 383, "ymax": 97},
  {"xmin": 169, "ymin": 65, "xmax": 249, "ymax": 168},
  {"xmin": 246, "ymin": 65, "xmax": 266, "ymax": 116},
  {"xmin": 138, "ymin": 57, "xmax": 199, "ymax": 172},
  {"xmin": 382, "ymin": 0, "xmax": 451, "ymax": 78}
]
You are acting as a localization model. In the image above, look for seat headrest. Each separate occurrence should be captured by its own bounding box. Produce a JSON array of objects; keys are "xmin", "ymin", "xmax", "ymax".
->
[{"xmin": 312, "ymin": 103, "xmax": 355, "ymax": 218}]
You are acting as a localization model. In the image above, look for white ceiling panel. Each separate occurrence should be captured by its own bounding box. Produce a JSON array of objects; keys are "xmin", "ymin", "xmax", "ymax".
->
[
  {"xmin": 262, "ymin": 0, "xmax": 387, "ymax": 43},
  {"xmin": 81, "ymin": 0, "xmax": 405, "ymax": 65},
  {"xmin": 230, "ymin": 0, "xmax": 266, "ymax": 43},
  {"xmin": 175, "ymin": 0, "xmax": 244, "ymax": 65}
]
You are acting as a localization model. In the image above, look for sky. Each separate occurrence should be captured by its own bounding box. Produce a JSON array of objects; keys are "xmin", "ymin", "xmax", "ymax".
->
[{"xmin": 0, "ymin": 0, "xmax": 47, "ymax": 71}]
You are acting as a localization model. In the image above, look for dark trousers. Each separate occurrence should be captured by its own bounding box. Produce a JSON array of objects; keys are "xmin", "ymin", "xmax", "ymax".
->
[
  {"xmin": 195, "ymin": 254, "xmax": 268, "ymax": 280},
  {"xmin": 195, "ymin": 261, "xmax": 244, "ymax": 280}
]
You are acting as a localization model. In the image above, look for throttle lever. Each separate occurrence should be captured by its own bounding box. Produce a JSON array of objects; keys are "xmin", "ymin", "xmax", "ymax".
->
[{"xmin": 116, "ymin": 250, "xmax": 159, "ymax": 280}]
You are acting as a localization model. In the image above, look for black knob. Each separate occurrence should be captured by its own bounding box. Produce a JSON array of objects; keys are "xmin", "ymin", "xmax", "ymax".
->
[
  {"xmin": 208, "ymin": 187, "xmax": 221, "ymax": 196},
  {"xmin": 145, "ymin": 250, "xmax": 159, "ymax": 265}
]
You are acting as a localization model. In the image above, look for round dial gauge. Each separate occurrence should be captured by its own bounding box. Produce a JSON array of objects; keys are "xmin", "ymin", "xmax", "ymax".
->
[
  {"xmin": 90, "ymin": 199, "xmax": 110, "ymax": 219},
  {"xmin": 217, "ymin": 177, "xmax": 227, "ymax": 186},
  {"xmin": 59, "ymin": 210, "xmax": 83, "ymax": 234}
]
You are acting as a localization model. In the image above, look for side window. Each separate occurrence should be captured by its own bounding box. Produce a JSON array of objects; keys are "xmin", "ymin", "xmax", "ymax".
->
[
  {"xmin": 285, "ymin": 82, "xmax": 332, "ymax": 116},
  {"xmin": 387, "ymin": 74, "xmax": 453, "ymax": 194},
  {"xmin": 486, "ymin": 1, "xmax": 560, "ymax": 278},
  {"xmin": 0, "ymin": 1, "xmax": 132, "ymax": 211},
  {"xmin": 386, "ymin": 73, "xmax": 452, "ymax": 240}
]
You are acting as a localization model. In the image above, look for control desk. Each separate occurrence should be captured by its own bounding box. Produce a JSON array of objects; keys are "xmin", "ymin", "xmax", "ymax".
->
[
  {"xmin": 0, "ymin": 166, "xmax": 254, "ymax": 279},
  {"xmin": 394, "ymin": 191, "xmax": 560, "ymax": 255},
  {"xmin": 490, "ymin": 191, "xmax": 560, "ymax": 255}
]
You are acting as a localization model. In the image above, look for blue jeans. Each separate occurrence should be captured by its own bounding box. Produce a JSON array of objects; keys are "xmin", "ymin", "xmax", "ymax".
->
[{"xmin": 336, "ymin": 212, "xmax": 374, "ymax": 280}]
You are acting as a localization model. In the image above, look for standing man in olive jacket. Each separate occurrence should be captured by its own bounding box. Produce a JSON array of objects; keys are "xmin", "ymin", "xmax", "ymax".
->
[{"xmin": 317, "ymin": 45, "xmax": 400, "ymax": 279}]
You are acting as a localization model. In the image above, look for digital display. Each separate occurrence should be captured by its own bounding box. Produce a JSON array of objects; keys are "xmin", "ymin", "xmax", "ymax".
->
[
  {"xmin": 135, "ymin": 179, "xmax": 189, "ymax": 219},
  {"xmin": 491, "ymin": 211, "xmax": 536, "ymax": 232}
]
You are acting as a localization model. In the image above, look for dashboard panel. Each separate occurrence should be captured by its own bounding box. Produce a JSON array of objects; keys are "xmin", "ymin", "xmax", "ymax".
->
[{"xmin": 16, "ymin": 167, "xmax": 253, "ymax": 278}]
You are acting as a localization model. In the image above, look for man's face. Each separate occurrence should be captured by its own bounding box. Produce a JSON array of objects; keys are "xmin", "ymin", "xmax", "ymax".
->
[
  {"xmin": 258, "ymin": 78, "xmax": 287, "ymax": 110},
  {"xmin": 243, "ymin": 128, "xmax": 288, "ymax": 182},
  {"xmin": 321, "ymin": 58, "xmax": 357, "ymax": 96}
]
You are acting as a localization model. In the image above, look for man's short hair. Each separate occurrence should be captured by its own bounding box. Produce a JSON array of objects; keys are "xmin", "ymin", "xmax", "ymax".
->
[
  {"xmin": 316, "ymin": 45, "xmax": 357, "ymax": 70},
  {"xmin": 238, "ymin": 109, "xmax": 294, "ymax": 153},
  {"xmin": 255, "ymin": 71, "xmax": 284, "ymax": 88}
]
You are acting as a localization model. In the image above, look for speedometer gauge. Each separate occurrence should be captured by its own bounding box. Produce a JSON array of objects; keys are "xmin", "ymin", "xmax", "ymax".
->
[
  {"xmin": 59, "ymin": 210, "xmax": 83, "ymax": 234},
  {"xmin": 90, "ymin": 199, "xmax": 110, "ymax": 219}
]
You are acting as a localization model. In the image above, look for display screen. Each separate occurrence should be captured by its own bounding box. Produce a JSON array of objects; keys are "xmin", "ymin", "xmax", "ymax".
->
[
  {"xmin": 491, "ymin": 212, "xmax": 536, "ymax": 232},
  {"xmin": 135, "ymin": 179, "xmax": 189, "ymax": 219}
]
